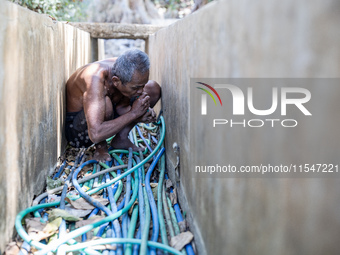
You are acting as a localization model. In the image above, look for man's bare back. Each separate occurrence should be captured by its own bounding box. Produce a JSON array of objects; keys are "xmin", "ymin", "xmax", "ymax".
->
[
  {"xmin": 65, "ymin": 50, "xmax": 161, "ymax": 161},
  {"xmin": 66, "ymin": 58, "xmax": 118, "ymax": 113}
]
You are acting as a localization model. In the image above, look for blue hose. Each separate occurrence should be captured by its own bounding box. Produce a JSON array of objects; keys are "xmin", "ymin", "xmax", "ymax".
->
[
  {"xmin": 105, "ymin": 168, "xmax": 121, "ymax": 255},
  {"xmin": 134, "ymin": 155, "xmax": 145, "ymax": 236},
  {"xmin": 72, "ymin": 160, "xmax": 127, "ymax": 253},
  {"xmin": 136, "ymin": 126, "xmax": 154, "ymax": 156},
  {"xmin": 59, "ymin": 151, "xmax": 84, "ymax": 237},
  {"xmin": 95, "ymin": 175, "xmax": 110, "ymax": 238},
  {"xmin": 72, "ymin": 160, "xmax": 113, "ymax": 216},
  {"xmin": 42, "ymin": 213, "xmax": 48, "ymax": 223},
  {"xmin": 112, "ymin": 158, "xmax": 121, "ymax": 195},
  {"xmin": 93, "ymin": 164, "xmax": 101, "ymax": 188},
  {"xmin": 15, "ymin": 117, "xmax": 194, "ymax": 255},
  {"xmin": 145, "ymin": 147, "xmax": 165, "ymax": 255},
  {"xmin": 173, "ymin": 202, "xmax": 195, "ymax": 255},
  {"xmin": 53, "ymin": 160, "xmax": 66, "ymax": 180},
  {"xmin": 133, "ymin": 227, "xmax": 142, "ymax": 255},
  {"xmin": 151, "ymin": 136, "xmax": 158, "ymax": 144},
  {"xmin": 116, "ymin": 196, "xmax": 126, "ymax": 211},
  {"xmin": 89, "ymin": 173, "xmax": 127, "ymax": 243},
  {"xmin": 19, "ymin": 241, "xmax": 30, "ymax": 255},
  {"xmin": 60, "ymin": 165, "xmax": 71, "ymax": 179},
  {"xmin": 166, "ymin": 178, "xmax": 195, "ymax": 255},
  {"xmin": 36, "ymin": 197, "xmax": 47, "ymax": 216},
  {"xmin": 122, "ymin": 148, "xmax": 133, "ymax": 251},
  {"xmin": 81, "ymin": 164, "xmax": 100, "ymax": 243},
  {"xmin": 88, "ymin": 207, "xmax": 100, "ymax": 218},
  {"xmin": 96, "ymin": 222, "xmax": 110, "ymax": 237},
  {"xmin": 105, "ymin": 173, "xmax": 118, "ymax": 214}
]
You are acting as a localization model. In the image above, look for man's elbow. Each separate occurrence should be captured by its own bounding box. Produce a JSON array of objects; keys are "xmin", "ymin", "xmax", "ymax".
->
[
  {"xmin": 145, "ymin": 80, "xmax": 161, "ymax": 108},
  {"xmin": 88, "ymin": 129, "xmax": 102, "ymax": 144}
]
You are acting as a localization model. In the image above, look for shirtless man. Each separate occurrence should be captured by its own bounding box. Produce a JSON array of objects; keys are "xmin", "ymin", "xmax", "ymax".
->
[{"xmin": 65, "ymin": 49, "xmax": 161, "ymax": 162}]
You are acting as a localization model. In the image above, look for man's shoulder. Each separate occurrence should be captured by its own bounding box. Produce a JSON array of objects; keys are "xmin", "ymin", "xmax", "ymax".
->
[
  {"xmin": 82, "ymin": 62, "xmax": 111, "ymax": 80},
  {"xmin": 98, "ymin": 57, "xmax": 118, "ymax": 63},
  {"xmin": 91, "ymin": 58, "xmax": 117, "ymax": 69}
]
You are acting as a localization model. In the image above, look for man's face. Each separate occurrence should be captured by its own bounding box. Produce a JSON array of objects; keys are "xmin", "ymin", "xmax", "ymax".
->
[{"xmin": 119, "ymin": 71, "xmax": 149, "ymax": 99}]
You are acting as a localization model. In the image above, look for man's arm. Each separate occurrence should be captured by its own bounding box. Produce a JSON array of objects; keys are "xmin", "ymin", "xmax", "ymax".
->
[{"xmin": 83, "ymin": 72, "xmax": 149, "ymax": 144}]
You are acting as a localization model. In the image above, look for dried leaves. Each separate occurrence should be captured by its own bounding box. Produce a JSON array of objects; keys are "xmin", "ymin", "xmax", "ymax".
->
[
  {"xmin": 170, "ymin": 231, "xmax": 194, "ymax": 251},
  {"xmin": 48, "ymin": 209, "xmax": 81, "ymax": 222},
  {"xmin": 65, "ymin": 196, "xmax": 109, "ymax": 210},
  {"xmin": 26, "ymin": 217, "xmax": 62, "ymax": 241}
]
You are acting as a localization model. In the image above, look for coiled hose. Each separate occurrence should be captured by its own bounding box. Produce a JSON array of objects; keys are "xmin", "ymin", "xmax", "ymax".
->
[{"xmin": 14, "ymin": 116, "xmax": 195, "ymax": 255}]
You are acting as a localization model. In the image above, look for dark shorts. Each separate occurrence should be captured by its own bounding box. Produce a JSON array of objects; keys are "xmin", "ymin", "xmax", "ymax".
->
[
  {"xmin": 65, "ymin": 110, "xmax": 93, "ymax": 148},
  {"xmin": 65, "ymin": 98, "xmax": 137, "ymax": 148}
]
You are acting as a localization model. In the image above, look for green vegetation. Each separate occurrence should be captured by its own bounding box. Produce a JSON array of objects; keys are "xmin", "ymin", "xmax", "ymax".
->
[
  {"xmin": 10, "ymin": 0, "xmax": 88, "ymax": 21},
  {"xmin": 9, "ymin": 0, "xmax": 214, "ymax": 21}
]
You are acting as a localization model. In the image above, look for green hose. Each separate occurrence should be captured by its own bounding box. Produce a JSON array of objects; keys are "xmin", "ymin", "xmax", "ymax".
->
[
  {"xmin": 33, "ymin": 210, "xmax": 41, "ymax": 218},
  {"xmin": 125, "ymin": 204, "xmax": 139, "ymax": 255},
  {"xmin": 106, "ymin": 138, "xmax": 153, "ymax": 255},
  {"xmin": 18, "ymin": 162, "xmax": 134, "ymax": 251},
  {"xmin": 140, "ymin": 152, "xmax": 151, "ymax": 255},
  {"xmin": 15, "ymin": 116, "xmax": 166, "ymax": 253},
  {"xmin": 158, "ymin": 151, "xmax": 169, "ymax": 246},
  {"xmin": 132, "ymin": 126, "xmax": 139, "ymax": 146},
  {"xmin": 82, "ymin": 167, "xmax": 95, "ymax": 191},
  {"xmin": 75, "ymin": 116, "xmax": 165, "ymax": 198},
  {"xmin": 138, "ymin": 123, "xmax": 158, "ymax": 131},
  {"xmin": 99, "ymin": 160, "xmax": 123, "ymax": 201},
  {"xmin": 167, "ymin": 195, "xmax": 187, "ymax": 255},
  {"xmin": 162, "ymin": 184, "xmax": 175, "ymax": 237},
  {"xmin": 15, "ymin": 164, "xmax": 126, "ymax": 250},
  {"xmin": 36, "ymin": 166, "xmax": 140, "ymax": 255},
  {"xmin": 110, "ymin": 147, "xmax": 150, "ymax": 155},
  {"xmin": 61, "ymin": 238, "xmax": 182, "ymax": 255},
  {"xmin": 167, "ymin": 196, "xmax": 180, "ymax": 236},
  {"xmin": 106, "ymin": 135, "xmax": 115, "ymax": 143}
]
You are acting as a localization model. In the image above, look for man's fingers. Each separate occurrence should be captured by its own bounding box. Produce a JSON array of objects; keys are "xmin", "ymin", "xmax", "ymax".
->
[
  {"xmin": 139, "ymin": 92, "xmax": 149, "ymax": 102},
  {"xmin": 141, "ymin": 110, "xmax": 151, "ymax": 120},
  {"xmin": 143, "ymin": 96, "xmax": 150, "ymax": 104},
  {"xmin": 145, "ymin": 110, "xmax": 152, "ymax": 117},
  {"xmin": 150, "ymin": 109, "xmax": 156, "ymax": 118},
  {"xmin": 139, "ymin": 92, "xmax": 148, "ymax": 98},
  {"xmin": 140, "ymin": 110, "xmax": 156, "ymax": 123}
]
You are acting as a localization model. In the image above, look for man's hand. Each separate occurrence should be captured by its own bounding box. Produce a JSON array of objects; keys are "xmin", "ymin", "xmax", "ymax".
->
[
  {"xmin": 137, "ymin": 108, "xmax": 156, "ymax": 123},
  {"xmin": 130, "ymin": 92, "xmax": 150, "ymax": 118}
]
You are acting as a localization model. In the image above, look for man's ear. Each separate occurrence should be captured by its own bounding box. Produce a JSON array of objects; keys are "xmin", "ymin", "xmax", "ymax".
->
[{"xmin": 112, "ymin": 76, "xmax": 121, "ymax": 87}]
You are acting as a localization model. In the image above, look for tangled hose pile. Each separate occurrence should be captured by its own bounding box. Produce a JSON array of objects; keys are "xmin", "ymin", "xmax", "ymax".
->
[{"xmin": 14, "ymin": 117, "xmax": 195, "ymax": 255}]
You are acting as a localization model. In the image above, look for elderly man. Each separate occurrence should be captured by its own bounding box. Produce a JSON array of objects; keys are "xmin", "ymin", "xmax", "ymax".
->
[{"xmin": 65, "ymin": 49, "xmax": 161, "ymax": 161}]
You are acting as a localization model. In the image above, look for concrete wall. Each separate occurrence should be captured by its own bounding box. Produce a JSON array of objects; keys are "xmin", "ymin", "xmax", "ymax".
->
[
  {"xmin": 0, "ymin": 1, "xmax": 91, "ymax": 250},
  {"xmin": 148, "ymin": 0, "xmax": 340, "ymax": 254}
]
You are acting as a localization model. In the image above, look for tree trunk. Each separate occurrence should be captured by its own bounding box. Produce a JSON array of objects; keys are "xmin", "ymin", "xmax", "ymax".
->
[
  {"xmin": 192, "ymin": 0, "xmax": 208, "ymax": 13},
  {"xmin": 87, "ymin": 0, "xmax": 161, "ymax": 24}
]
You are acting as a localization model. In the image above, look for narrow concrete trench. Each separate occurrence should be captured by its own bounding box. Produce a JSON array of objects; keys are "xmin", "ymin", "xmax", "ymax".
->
[
  {"xmin": 2, "ymin": 0, "xmax": 340, "ymax": 255},
  {"xmin": 1, "ymin": 2, "xmax": 199, "ymax": 253},
  {"xmin": 12, "ymin": 119, "xmax": 196, "ymax": 255}
]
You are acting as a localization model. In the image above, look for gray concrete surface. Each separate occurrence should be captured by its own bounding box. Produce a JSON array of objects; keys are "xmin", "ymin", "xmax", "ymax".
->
[
  {"xmin": 148, "ymin": 0, "xmax": 340, "ymax": 254},
  {"xmin": 69, "ymin": 22, "xmax": 164, "ymax": 39},
  {"xmin": 0, "ymin": 1, "xmax": 91, "ymax": 251},
  {"xmin": 1, "ymin": 0, "xmax": 340, "ymax": 254}
]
